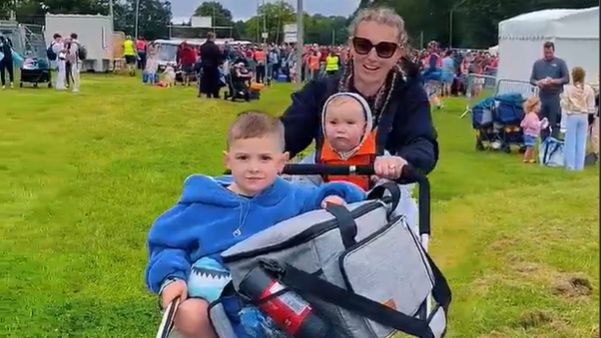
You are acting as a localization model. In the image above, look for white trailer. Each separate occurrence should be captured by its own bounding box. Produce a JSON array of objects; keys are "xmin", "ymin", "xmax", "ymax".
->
[{"xmin": 44, "ymin": 14, "xmax": 113, "ymax": 72}]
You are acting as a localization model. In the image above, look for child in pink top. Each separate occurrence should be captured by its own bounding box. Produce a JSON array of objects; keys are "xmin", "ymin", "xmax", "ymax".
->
[{"xmin": 520, "ymin": 96, "xmax": 549, "ymax": 163}]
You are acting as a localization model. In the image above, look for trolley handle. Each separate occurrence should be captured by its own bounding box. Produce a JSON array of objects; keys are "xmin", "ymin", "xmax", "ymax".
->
[
  {"xmin": 282, "ymin": 163, "xmax": 424, "ymax": 184},
  {"xmin": 283, "ymin": 164, "xmax": 430, "ymax": 236}
]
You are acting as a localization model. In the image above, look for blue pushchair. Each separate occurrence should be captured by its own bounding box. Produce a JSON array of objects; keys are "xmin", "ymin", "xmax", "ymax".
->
[{"xmin": 472, "ymin": 93, "xmax": 526, "ymax": 153}]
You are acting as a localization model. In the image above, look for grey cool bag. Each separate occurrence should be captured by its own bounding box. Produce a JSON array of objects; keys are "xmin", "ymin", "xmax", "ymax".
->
[{"xmin": 209, "ymin": 180, "xmax": 451, "ymax": 338}]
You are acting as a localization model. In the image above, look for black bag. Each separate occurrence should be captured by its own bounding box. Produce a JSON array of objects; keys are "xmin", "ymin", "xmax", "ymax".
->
[
  {"xmin": 47, "ymin": 43, "xmax": 57, "ymax": 61},
  {"xmin": 77, "ymin": 44, "xmax": 87, "ymax": 61}
]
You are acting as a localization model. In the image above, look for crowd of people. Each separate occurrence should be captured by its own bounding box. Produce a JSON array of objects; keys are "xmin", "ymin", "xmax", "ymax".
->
[
  {"xmin": 131, "ymin": 35, "xmax": 499, "ymax": 108},
  {"xmin": 115, "ymin": 29, "xmax": 598, "ymax": 173}
]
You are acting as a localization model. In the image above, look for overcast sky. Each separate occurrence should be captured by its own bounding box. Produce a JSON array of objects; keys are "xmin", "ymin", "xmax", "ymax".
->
[{"xmin": 170, "ymin": 0, "xmax": 361, "ymax": 23}]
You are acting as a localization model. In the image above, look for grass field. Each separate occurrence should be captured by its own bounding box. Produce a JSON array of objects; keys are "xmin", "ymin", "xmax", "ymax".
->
[{"xmin": 1, "ymin": 74, "xmax": 598, "ymax": 338}]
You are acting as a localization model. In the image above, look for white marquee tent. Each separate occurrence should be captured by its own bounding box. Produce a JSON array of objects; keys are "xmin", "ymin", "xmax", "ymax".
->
[{"xmin": 497, "ymin": 7, "xmax": 599, "ymax": 85}]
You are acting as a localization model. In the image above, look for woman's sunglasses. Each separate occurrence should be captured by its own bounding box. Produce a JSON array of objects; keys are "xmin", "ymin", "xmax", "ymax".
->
[{"xmin": 352, "ymin": 37, "xmax": 399, "ymax": 59}]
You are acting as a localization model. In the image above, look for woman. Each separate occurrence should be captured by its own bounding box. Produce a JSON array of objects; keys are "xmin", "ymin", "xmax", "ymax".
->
[
  {"xmin": 144, "ymin": 43, "xmax": 159, "ymax": 85},
  {"xmin": 441, "ymin": 50, "xmax": 455, "ymax": 97},
  {"xmin": 281, "ymin": 7, "xmax": 438, "ymax": 178},
  {"xmin": 0, "ymin": 36, "xmax": 14, "ymax": 89},
  {"xmin": 50, "ymin": 33, "xmax": 66, "ymax": 90},
  {"xmin": 560, "ymin": 66, "xmax": 596, "ymax": 171}
]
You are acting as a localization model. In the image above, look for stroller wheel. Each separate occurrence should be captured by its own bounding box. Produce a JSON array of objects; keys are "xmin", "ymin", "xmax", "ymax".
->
[
  {"xmin": 502, "ymin": 143, "xmax": 512, "ymax": 153},
  {"xmin": 475, "ymin": 141, "xmax": 485, "ymax": 151}
]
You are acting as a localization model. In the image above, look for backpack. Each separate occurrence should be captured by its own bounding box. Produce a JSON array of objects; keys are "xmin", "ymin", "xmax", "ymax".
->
[
  {"xmin": 77, "ymin": 44, "xmax": 87, "ymax": 60},
  {"xmin": 210, "ymin": 181, "xmax": 452, "ymax": 338},
  {"xmin": 47, "ymin": 43, "xmax": 57, "ymax": 61}
]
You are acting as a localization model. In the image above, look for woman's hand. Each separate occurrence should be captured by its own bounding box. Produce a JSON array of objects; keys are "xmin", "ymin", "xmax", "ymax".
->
[
  {"xmin": 374, "ymin": 155, "xmax": 407, "ymax": 180},
  {"xmin": 321, "ymin": 195, "xmax": 345, "ymax": 208}
]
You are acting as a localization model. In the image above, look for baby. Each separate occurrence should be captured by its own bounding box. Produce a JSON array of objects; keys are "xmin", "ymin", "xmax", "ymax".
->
[
  {"xmin": 294, "ymin": 92, "xmax": 419, "ymax": 232},
  {"xmin": 295, "ymin": 92, "xmax": 378, "ymax": 190}
]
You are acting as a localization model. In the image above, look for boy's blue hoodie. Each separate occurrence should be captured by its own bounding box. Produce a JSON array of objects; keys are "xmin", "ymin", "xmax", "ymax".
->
[{"xmin": 144, "ymin": 175, "xmax": 365, "ymax": 293}]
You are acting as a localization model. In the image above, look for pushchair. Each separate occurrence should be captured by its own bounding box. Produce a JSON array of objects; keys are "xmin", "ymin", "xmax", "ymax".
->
[
  {"xmin": 20, "ymin": 57, "xmax": 52, "ymax": 88},
  {"xmin": 175, "ymin": 65, "xmax": 198, "ymax": 85},
  {"xmin": 223, "ymin": 73, "xmax": 251, "ymax": 102},
  {"xmin": 223, "ymin": 61, "xmax": 252, "ymax": 102},
  {"xmin": 157, "ymin": 164, "xmax": 452, "ymax": 338},
  {"xmin": 471, "ymin": 80, "xmax": 539, "ymax": 153},
  {"xmin": 472, "ymin": 93, "xmax": 526, "ymax": 153}
]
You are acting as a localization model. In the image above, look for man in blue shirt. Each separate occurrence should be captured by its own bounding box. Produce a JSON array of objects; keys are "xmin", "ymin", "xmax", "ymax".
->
[{"xmin": 530, "ymin": 41, "xmax": 570, "ymax": 139}]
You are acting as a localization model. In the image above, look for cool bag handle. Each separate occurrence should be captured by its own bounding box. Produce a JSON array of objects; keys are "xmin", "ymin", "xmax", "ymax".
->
[
  {"xmin": 325, "ymin": 203, "xmax": 358, "ymax": 249},
  {"xmin": 367, "ymin": 181, "xmax": 401, "ymax": 216}
]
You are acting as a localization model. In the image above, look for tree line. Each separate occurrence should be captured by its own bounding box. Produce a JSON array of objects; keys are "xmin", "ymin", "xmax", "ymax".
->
[{"xmin": 1, "ymin": 0, "xmax": 597, "ymax": 48}]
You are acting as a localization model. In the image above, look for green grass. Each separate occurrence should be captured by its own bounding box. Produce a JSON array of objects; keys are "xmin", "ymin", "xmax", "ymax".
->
[{"xmin": 1, "ymin": 75, "xmax": 598, "ymax": 338}]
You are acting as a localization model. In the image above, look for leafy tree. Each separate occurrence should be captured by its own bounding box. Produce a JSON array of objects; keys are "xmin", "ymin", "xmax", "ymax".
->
[
  {"xmin": 116, "ymin": 0, "xmax": 172, "ymax": 40},
  {"xmin": 193, "ymin": 1, "xmax": 233, "ymax": 28}
]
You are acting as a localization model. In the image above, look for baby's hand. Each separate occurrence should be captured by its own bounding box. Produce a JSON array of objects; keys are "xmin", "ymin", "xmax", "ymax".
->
[{"xmin": 321, "ymin": 195, "xmax": 345, "ymax": 208}]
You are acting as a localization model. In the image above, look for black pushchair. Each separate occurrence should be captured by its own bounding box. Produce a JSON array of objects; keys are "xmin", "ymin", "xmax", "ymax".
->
[
  {"xmin": 20, "ymin": 57, "xmax": 52, "ymax": 88},
  {"xmin": 223, "ymin": 59, "xmax": 252, "ymax": 102}
]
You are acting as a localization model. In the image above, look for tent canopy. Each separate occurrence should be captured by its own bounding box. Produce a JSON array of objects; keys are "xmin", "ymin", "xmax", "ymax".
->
[
  {"xmin": 497, "ymin": 7, "xmax": 599, "ymax": 84},
  {"xmin": 499, "ymin": 7, "xmax": 599, "ymax": 40}
]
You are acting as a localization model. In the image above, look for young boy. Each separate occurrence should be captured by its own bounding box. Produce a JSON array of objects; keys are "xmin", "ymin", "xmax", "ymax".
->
[{"xmin": 144, "ymin": 111, "xmax": 365, "ymax": 338}]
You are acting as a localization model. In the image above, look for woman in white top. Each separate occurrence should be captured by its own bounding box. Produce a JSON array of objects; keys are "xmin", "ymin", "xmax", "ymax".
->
[
  {"xmin": 51, "ymin": 34, "xmax": 66, "ymax": 90},
  {"xmin": 144, "ymin": 43, "xmax": 159, "ymax": 85},
  {"xmin": 560, "ymin": 66, "xmax": 596, "ymax": 171}
]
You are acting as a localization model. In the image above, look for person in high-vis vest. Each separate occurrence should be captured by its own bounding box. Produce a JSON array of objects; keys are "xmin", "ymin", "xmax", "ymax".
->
[
  {"xmin": 325, "ymin": 50, "xmax": 339, "ymax": 77},
  {"xmin": 123, "ymin": 36, "xmax": 137, "ymax": 76}
]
